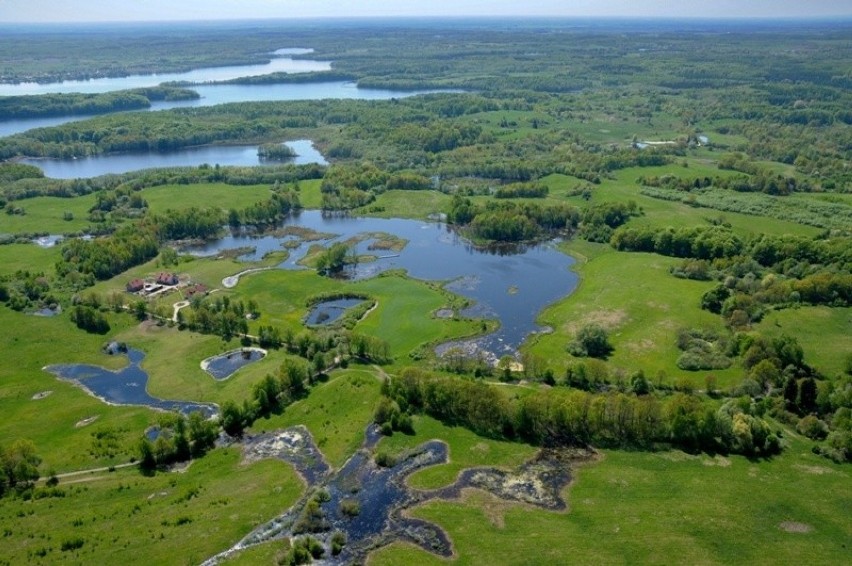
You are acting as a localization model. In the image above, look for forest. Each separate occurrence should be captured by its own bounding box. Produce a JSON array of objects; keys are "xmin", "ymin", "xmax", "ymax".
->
[{"xmin": 0, "ymin": 18, "xmax": 849, "ymax": 566}]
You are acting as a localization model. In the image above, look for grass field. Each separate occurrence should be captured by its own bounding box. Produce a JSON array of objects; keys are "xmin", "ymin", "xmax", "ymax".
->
[
  {"xmin": 528, "ymin": 240, "xmax": 742, "ymax": 388},
  {"xmin": 755, "ymin": 306, "xmax": 851, "ymax": 378},
  {"xmin": 0, "ymin": 448, "xmax": 303, "ymax": 566},
  {"xmin": 141, "ymin": 182, "xmax": 273, "ymax": 213},
  {"xmin": 543, "ymin": 169, "xmax": 822, "ymax": 239},
  {"xmin": 0, "ymin": 243, "xmax": 60, "ymax": 276},
  {"xmin": 249, "ymin": 367, "xmax": 383, "ymax": 467},
  {"xmin": 0, "ymin": 194, "xmax": 98, "ymax": 234},
  {"xmin": 0, "ymin": 307, "xmax": 152, "ymax": 471},
  {"xmin": 358, "ymin": 189, "xmax": 451, "ymax": 220},
  {"xmin": 370, "ymin": 435, "xmax": 851, "ymax": 566}
]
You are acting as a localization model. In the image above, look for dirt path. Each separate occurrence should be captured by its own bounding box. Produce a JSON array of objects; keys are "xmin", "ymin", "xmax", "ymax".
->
[
  {"xmin": 172, "ymin": 300, "xmax": 189, "ymax": 322},
  {"xmin": 38, "ymin": 461, "xmax": 138, "ymax": 484},
  {"xmin": 222, "ymin": 267, "xmax": 273, "ymax": 289}
]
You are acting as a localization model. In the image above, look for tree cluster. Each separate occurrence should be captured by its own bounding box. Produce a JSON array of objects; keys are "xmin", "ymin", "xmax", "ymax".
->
[
  {"xmin": 384, "ymin": 367, "xmax": 782, "ymax": 456},
  {"xmin": 138, "ymin": 411, "xmax": 218, "ymax": 471}
]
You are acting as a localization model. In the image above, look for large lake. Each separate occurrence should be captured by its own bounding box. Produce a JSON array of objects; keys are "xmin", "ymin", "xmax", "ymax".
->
[
  {"xmin": 0, "ymin": 48, "xmax": 459, "ymax": 137},
  {"xmin": 186, "ymin": 211, "xmax": 578, "ymax": 363},
  {"xmin": 0, "ymin": 48, "xmax": 330, "ymax": 96},
  {"xmin": 0, "ymin": 82, "xmax": 459, "ymax": 138},
  {"xmin": 20, "ymin": 139, "xmax": 328, "ymax": 179}
]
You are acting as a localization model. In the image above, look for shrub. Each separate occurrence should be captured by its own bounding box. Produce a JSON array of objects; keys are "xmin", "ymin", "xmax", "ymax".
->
[
  {"xmin": 796, "ymin": 415, "xmax": 828, "ymax": 440},
  {"xmin": 331, "ymin": 531, "xmax": 347, "ymax": 556},
  {"xmin": 374, "ymin": 451, "xmax": 397, "ymax": 468},
  {"xmin": 60, "ymin": 538, "xmax": 85, "ymax": 552},
  {"xmin": 340, "ymin": 498, "xmax": 360, "ymax": 517},
  {"xmin": 567, "ymin": 323, "xmax": 612, "ymax": 358}
]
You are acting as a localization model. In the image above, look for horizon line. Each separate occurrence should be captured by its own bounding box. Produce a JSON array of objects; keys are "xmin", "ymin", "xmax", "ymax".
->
[{"xmin": 3, "ymin": 14, "xmax": 852, "ymax": 26}]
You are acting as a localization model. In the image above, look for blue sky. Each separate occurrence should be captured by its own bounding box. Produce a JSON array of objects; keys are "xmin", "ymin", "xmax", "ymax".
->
[{"xmin": 1, "ymin": 0, "xmax": 851, "ymax": 23}]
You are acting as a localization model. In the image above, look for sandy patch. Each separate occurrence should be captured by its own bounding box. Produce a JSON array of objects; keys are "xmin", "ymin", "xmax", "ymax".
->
[
  {"xmin": 564, "ymin": 309, "xmax": 628, "ymax": 334},
  {"xmin": 646, "ymin": 301, "xmax": 670, "ymax": 312},
  {"xmin": 32, "ymin": 390, "xmax": 53, "ymax": 400},
  {"xmin": 702, "ymin": 455, "xmax": 732, "ymax": 467},
  {"xmin": 471, "ymin": 442, "xmax": 490, "ymax": 455},
  {"xmin": 794, "ymin": 464, "xmax": 835, "ymax": 476},
  {"xmin": 624, "ymin": 338, "xmax": 655, "ymax": 354},
  {"xmin": 459, "ymin": 488, "xmax": 516, "ymax": 529},
  {"xmin": 75, "ymin": 416, "xmax": 99, "ymax": 428},
  {"xmin": 656, "ymin": 451, "xmax": 699, "ymax": 463},
  {"xmin": 779, "ymin": 521, "xmax": 813, "ymax": 533}
]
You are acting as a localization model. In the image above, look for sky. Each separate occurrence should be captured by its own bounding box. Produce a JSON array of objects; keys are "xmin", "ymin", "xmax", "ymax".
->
[{"xmin": 1, "ymin": 0, "xmax": 851, "ymax": 23}]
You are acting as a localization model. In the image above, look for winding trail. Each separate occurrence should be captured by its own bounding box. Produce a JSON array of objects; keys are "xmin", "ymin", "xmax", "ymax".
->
[
  {"xmin": 172, "ymin": 300, "xmax": 189, "ymax": 322},
  {"xmin": 222, "ymin": 267, "xmax": 273, "ymax": 289}
]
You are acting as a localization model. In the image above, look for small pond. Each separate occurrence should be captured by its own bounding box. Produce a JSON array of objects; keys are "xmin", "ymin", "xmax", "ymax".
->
[
  {"xmin": 21, "ymin": 139, "xmax": 328, "ymax": 179},
  {"xmin": 45, "ymin": 348, "xmax": 218, "ymax": 417},
  {"xmin": 201, "ymin": 348, "xmax": 267, "ymax": 381},
  {"xmin": 185, "ymin": 211, "xmax": 578, "ymax": 362},
  {"xmin": 305, "ymin": 298, "xmax": 365, "ymax": 326},
  {"xmin": 32, "ymin": 305, "xmax": 61, "ymax": 317}
]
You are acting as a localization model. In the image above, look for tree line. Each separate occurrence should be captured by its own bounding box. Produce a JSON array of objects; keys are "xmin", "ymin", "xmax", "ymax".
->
[{"xmin": 382, "ymin": 367, "xmax": 782, "ymax": 457}]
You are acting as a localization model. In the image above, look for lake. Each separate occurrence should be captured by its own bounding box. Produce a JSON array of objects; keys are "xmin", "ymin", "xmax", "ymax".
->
[
  {"xmin": 0, "ymin": 46, "xmax": 460, "ymax": 138},
  {"xmin": 20, "ymin": 139, "xmax": 328, "ymax": 179},
  {"xmin": 0, "ymin": 48, "xmax": 331, "ymax": 96},
  {"xmin": 186, "ymin": 211, "xmax": 578, "ymax": 363},
  {"xmin": 0, "ymin": 82, "xmax": 461, "ymax": 138}
]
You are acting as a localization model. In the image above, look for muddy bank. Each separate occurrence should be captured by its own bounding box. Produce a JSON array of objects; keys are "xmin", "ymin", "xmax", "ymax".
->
[{"xmin": 204, "ymin": 425, "xmax": 592, "ymax": 565}]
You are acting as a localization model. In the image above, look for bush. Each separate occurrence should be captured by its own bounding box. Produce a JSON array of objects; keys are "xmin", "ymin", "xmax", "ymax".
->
[
  {"xmin": 374, "ymin": 451, "xmax": 397, "ymax": 468},
  {"xmin": 340, "ymin": 498, "xmax": 360, "ymax": 517},
  {"xmin": 331, "ymin": 531, "xmax": 346, "ymax": 556},
  {"xmin": 60, "ymin": 538, "xmax": 85, "ymax": 552},
  {"xmin": 567, "ymin": 323, "xmax": 613, "ymax": 358},
  {"xmin": 796, "ymin": 415, "xmax": 828, "ymax": 440}
]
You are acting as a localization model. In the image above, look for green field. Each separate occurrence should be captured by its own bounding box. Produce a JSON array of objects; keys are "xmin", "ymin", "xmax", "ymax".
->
[
  {"xmin": 0, "ymin": 448, "xmax": 303, "ymax": 566},
  {"xmin": 528, "ymin": 240, "xmax": 742, "ymax": 387},
  {"xmin": 371, "ymin": 436, "xmax": 851, "ymax": 566}
]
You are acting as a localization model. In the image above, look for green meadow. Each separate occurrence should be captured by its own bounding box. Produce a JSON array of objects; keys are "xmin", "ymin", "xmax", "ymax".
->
[
  {"xmin": 0, "ymin": 448, "xmax": 302, "ymax": 566},
  {"xmin": 370, "ymin": 435, "xmax": 850, "ymax": 566},
  {"xmin": 528, "ymin": 240, "xmax": 741, "ymax": 387}
]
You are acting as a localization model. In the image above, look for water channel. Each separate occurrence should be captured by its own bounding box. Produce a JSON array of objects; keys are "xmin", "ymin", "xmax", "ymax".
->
[{"xmin": 186, "ymin": 211, "xmax": 578, "ymax": 363}]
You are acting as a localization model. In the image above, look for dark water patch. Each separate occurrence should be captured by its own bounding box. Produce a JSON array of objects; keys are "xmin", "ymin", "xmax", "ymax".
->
[
  {"xmin": 44, "ymin": 348, "xmax": 217, "ymax": 418},
  {"xmin": 145, "ymin": 426, "xmax": 162, "ymax": 442},
  {"xmin": 426, "ymin": 448, "xmax": 583, "ymax": 511},
  {"xmin": 304, "ymin": 298, "xmax": 365, "ymax": 326},
  {"xmin": 201, "ymin": 348, "xmax": 266, "ymax": 381},
  {"xmin": 204, "ymin": 425, "xmax": 590, "ymax": 565}
]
